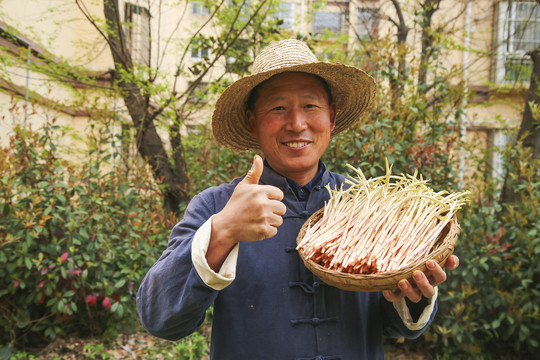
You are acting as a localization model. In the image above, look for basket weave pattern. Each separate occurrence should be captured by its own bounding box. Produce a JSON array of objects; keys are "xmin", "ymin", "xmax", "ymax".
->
[{"xmin": 296, "ymin": 208, "xmax": 461, "ymax": 292}]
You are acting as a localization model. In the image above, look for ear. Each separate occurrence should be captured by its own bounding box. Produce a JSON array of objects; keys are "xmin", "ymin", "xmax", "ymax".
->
[
  {"xmin": 247, "ymin": 109, "xmax": 259, "ymax": 139},
  {"xmin": 329, "ymin": 102, "xmax": 337, "ymax": 131}
]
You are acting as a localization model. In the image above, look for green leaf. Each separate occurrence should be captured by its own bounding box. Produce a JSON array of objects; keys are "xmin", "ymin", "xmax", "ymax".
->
[
  {"xmin": 2, "ymin": 202, "xmax": 9, "ymax": 216},
  {"xmin": 24, "ymin": 257, "xmax": 32, "ymax": 270},
  {"xmin": 114, "ymin": 279, "xmax": 126, "ymax": 289}
]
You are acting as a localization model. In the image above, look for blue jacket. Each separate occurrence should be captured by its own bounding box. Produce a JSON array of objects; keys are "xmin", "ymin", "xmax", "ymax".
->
[{"xmin": 137, "ymin": 163, "xmax": 437, "ymax": 360}]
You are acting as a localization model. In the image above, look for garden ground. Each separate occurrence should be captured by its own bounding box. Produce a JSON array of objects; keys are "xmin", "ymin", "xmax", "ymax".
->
[{"xmin": 14, "ymin": 332, "xmax": 429, "ymax": 360}]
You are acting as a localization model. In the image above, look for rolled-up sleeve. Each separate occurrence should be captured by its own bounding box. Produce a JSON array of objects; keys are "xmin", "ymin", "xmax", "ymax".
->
[
  {"xmin": 392, "ymin": 287, "xmax": 438, "ymax": 331},
  {"xmin": 191, "ymin": 215, "xmax": 239, "ymax": 290}
]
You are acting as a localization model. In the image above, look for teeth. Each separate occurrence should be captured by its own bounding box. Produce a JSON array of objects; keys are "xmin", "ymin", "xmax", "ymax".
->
[{"xmin": 286, "ymin": 142, "xmax": 308, "ymax": 148}]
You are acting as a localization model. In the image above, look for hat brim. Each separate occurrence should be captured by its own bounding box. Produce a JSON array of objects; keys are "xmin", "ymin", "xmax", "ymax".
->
[{"xmin": 212, "ymin": 62, "xmax": 376, "ymax": 151}]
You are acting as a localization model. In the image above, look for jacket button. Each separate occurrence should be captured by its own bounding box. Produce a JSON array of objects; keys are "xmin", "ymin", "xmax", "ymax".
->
[{"xmin": 312, "ymin": 317, "xmax": 320, "ymax": 325}]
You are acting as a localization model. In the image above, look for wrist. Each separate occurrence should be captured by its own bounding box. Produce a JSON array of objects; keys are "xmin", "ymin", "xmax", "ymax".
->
[{"xmin": 206, "ymin": 213, "xmax": 237, "ymax": 272}]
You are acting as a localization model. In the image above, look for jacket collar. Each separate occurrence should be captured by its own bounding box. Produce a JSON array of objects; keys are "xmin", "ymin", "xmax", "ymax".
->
[{"xmin": 259, "ymin": 160, "xmax": 330, "ymax": 191}]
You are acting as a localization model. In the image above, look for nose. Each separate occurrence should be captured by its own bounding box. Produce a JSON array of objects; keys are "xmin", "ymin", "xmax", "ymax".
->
[{"xmin": 286, "ymin": 107, "xmax": 308, "ymax": 132}]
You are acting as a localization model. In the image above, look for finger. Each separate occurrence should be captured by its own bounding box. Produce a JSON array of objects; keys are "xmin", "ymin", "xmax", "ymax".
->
[
  {"xmin": 240, "ymin": 154, "xmax": 264, "ymax": 185},
  {"xmin": 426, "ymin": 260, "xmax": 447, "ymax": 286},
  {"xmin": 398, "ymin": 279, "xmax": 422, "ymax": 303},
  {"xmin": 444, "ymin": 255, "xmax": 459, "ymax": 270},
  {"xmin": 262, "ymin": 185, "xmax": 285, "ymax": 201},
  {"xmin": 258, "ymin": 224, "xmax": 278, "ymax": 241},
  {"xmin": 412, "ymin": 270, "xmax": 436, "ymax": 298},
  {"xmin": 383, "ymin": 289, "xmax": 404, "ymax": 302},
  {"xmin": 270, "ymin": 200, "xmax": 287, "ymax": 216},
  {"xmin": 267, "ymin": 214, "xmax": 284, "ymax": 228}
]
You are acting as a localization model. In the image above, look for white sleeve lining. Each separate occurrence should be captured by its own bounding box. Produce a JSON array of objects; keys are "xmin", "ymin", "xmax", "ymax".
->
[
  {"xmin": 191, "ymin": 215, "xmax": 239, "ymax": 290},
  {"xmin": 392, "ymin": 287, "xmax": 438, "ymax": 330}
]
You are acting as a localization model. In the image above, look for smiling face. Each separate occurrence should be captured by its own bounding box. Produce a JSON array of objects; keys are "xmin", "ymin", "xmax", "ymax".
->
[{"xmin": 247, "ymin": 72, "xmax": 336, "ymax": 186}]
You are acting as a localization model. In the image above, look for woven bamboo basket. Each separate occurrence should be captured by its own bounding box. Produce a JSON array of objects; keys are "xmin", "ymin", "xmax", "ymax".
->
[{"xmin": 296, "ymin": 207, "xmax": 461, "ymax": 292}]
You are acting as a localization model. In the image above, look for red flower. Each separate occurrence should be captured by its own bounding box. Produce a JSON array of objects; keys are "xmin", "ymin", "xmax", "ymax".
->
[
  {"xmin": 102, "ymin": 296, "xmax": 112, "ymax": 309},
  {"xmin": 86, "ymin": 295, "xmax": 97, "ymax": 305},
  {"xmin": 14, "ymin": 280, "xmax": 19, "ymax": 288}
]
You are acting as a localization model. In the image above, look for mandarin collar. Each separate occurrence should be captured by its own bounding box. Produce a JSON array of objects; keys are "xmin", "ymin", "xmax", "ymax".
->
[{"xmin": 259, "ymin": 160, "xmax": 330, "ymax": 191}]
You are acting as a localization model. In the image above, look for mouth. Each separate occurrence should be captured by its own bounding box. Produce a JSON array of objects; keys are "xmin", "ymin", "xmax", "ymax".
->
[{"xmin": 283, "ymin": 141, "xmax": 310, "ymax": 149}]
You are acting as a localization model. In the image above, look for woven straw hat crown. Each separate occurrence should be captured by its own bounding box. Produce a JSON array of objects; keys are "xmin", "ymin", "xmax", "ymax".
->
[{"xmin": 212, "ymin": 39, "xmax": 376, "ymax": 151}]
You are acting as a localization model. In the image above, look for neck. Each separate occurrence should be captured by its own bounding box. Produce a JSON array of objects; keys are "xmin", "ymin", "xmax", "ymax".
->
[
  {"xmin": 264, "ymin": 159, "xmax": 321, "ymax": 186},
  {"xmin": 287, "ymin": 170, "xmax": 317, "ymax": 187}
]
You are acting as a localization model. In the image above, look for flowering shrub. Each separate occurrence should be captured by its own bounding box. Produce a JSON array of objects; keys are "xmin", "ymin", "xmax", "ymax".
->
[
  {"xmin": 0, "ymin": 124, "xmax": 176, "ymax": 347},
  {"xmin": 428, "ymin": 144, "xmax": 540, "ymax": 359}
]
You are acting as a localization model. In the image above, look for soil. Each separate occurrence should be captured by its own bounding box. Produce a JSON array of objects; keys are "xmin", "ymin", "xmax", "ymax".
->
[{"xmin": 14, "ymin": 333, "xmax": 425, "ymax": 360}]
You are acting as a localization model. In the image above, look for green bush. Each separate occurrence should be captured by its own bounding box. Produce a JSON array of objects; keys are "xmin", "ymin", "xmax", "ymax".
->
[
  {"xmin": 417, "ymin": 144, "xmax": 540, "ymax": 359},
  {"xmin": 183, "ymin": 125, "xmax": 254, "ymax": 196},
  {"xmin": 0, "ymin": 123, "xmax": 175, "ymax": 348}
]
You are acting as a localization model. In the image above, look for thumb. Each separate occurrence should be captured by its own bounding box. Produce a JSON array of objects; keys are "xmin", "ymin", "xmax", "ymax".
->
[{"xmin": 241, "ymin": 155, "xmax": 264, "ymax": 185}]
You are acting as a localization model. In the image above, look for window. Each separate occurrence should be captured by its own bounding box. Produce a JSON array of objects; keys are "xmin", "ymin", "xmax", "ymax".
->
[
  {"xmin": 190, "ymin": 44, "xmax": 209, "ymax": 60},
  {"xmin": 124, "ymin": 3, "xmax": 151, "ymax": 66},
  {"xmin": 313, "ymin": 11, "xmax": 347, "ymax": 35},
  {"xmin": 495, "ymin": 1, "xmax": 540, "ymax": 83},
  {"xmin": 191, "ymin": 1, "xmax": 211, "ymax": 16},
  {"xmin": 273, "ymin": 2, "xmax": 296, "ymax": 30},
  {"xmin": 356, "ymin": 8, "xmax": 379, "ymax": 40}
]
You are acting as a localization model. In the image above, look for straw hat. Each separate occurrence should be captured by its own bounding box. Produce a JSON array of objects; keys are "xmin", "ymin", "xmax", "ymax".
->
[{"xmin": 212, "ymin": 39, "xmax": 376, "ymax": 151}]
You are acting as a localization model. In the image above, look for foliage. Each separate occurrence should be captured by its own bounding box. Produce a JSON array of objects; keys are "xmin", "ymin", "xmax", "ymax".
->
[
  {"xmin": 322, "ymin": 31, "xmax": 462, "ymax": 192},
  {"xmin": 5, "ymin": 330, "xmax": 209, "ymax": 360},
  {"xmin": 423, "ymin": 143, "xmax": 540, "ymax": 359},
  {"xmin": 144, "ymin": 332, "xmax": 208, "ymax": 360},
  {"xmin": 183, "ymin": 125, "xmax": 254, "ymax": 197},
  {"xmin": 315, "ymin": 3, "xmax": 537, "ymax": 359},
  {"xmin": 0, "ymin": 121, "xmax": 176, "ymax": 348}
]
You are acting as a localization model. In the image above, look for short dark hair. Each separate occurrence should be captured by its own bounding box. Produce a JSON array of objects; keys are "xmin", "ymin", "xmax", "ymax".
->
[{"xmin": 246, "ymin": 73, "xmax": 333, "ymax": 112}]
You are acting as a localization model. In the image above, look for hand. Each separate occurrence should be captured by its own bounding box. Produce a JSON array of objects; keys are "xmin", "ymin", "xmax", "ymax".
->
[
  {"xmin": 206, "ymin": 155, "xmax": 287, "ymax": 271},
  {"xmin": 382, "ymin": 255, "xmax": 459, "ymax": 303}
]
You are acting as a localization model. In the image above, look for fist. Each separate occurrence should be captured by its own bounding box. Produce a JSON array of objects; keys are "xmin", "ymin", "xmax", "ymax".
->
[{"xmin": 213, "ymin": 155, "xmax": 287, "ymax": 243}]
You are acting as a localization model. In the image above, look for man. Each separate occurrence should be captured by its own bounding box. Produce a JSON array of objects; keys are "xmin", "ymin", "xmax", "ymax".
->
[{"xmin": 137, "ymin": 39, "xmax": 458, "ymax": 359}]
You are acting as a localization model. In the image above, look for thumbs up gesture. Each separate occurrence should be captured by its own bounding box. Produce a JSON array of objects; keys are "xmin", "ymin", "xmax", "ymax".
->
[
  {"xmin": 216, "ymin": 155, "xmax": 286, "ymax": 241},
  {"xmin": 207, "ymin": 155, "xmax": 287, "ymax": 271}
]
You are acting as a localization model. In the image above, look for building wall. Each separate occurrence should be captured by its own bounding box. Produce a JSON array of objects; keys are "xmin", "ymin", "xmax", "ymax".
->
[{"xmin": 0, "ymin": 0, "xmax": 534, "ymax": 180}]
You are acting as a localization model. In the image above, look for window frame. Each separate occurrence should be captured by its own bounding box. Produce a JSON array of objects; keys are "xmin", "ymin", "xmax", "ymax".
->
[
  {"xmin": 312, "ymin": 10, "xmax": 348, "ymax": 35},
  {"xmin": 355, "ymin": 7, "xmax": 379, "ymax": 40},
  {"xmin": 124, "ymin": 2, "xmax": 151, "ymax": 66},
  {"xmin": 494, "ymin": 1, "xmax": 540, "ymax": 83},
  {"xmin": 191, "ymin": 1, "xmax": 211, "ymax": 16},
  {"xmin": 273, "ymin": 2, "xmax": 296, "ymax": 30}
]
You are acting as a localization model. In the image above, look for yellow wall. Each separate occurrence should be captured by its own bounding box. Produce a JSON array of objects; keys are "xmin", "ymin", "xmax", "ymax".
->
[{"xmin": 0, "ymin": 0, "xmax": 528, "ymax": 172}]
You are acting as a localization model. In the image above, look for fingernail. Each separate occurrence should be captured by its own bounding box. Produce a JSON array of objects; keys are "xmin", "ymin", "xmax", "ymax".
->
[
  {"xmin": 398, "ymin": 280, "xmax": 408, "ymax": 289},
  {"xmin": 414, "ymin": 272, "xmax": 423, "ymax": 281},
  {"xmin": 427, "ymin": 261, "xmax": 436, "ymax": 270}
]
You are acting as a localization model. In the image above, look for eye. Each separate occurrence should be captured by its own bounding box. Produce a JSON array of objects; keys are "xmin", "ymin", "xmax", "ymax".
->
[
  {"xmin": 305, "ymin": 104, "xmax": 319, "ymax": 109},
  {"xmin": 272, "ymin": 106, "xmax": 286, "ymax": 111}
]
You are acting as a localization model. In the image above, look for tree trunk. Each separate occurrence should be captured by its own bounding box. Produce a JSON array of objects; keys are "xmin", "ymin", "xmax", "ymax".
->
[
  {"xmin": 516, "ymin": 48, "xmax": 540, "ymax": 159},
  {"xmin": 103, "ymin": 0, "xmax": 190, "ymax": 214},
  {"xmin": 389, "ymin": 0, "xmax": 410, "ymax": 99},
  {"xmin": 500, "ymin": 47, "xmax": 540, "ymax": 205},
  {"xmin": 418, "ymin": 0, "xmax": 441, "ymax": 87}
]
